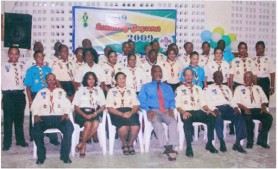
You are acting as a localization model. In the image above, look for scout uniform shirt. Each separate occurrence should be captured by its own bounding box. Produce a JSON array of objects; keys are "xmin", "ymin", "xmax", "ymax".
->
[
  {"xmin": 203, "ymin": 83, "xmax": 237, "ymax": 111},
  {"xmin": 52, "ymin": 59, "xmax": 75, "ymax": 81},
  {"xmin": 72, "ymin": 86, "xmax": 105, "ymax": 109},
  {"xmin": 106, "ymin": 86, "xmax": 140, "ymax": 109},
  {"xmin": 205, "ymin": 59, "xmax": 230, "ymax": 83},
  {"xmin": 177, "ymin": 53, "xmax": 190, "ymax": 69},
  {"xmin": 121, "ymin": 66, "xmax": 146, "ymax": 92},
  {"xmin": 101, "ymin": 62, "xmax": 123, "ymax": 87},
  {"xmin": 253, "ymin": 56, "xmax": 275, "ymax": 78},
  {"xmin": 157, "ymin": 53, "xmax": 167, "ymax": 62},
  {"xmin": 31, "ymin": 88, "xmax": 71, "ymax": 116},
  {"xmin": 140, "ymin": 58, "xmax": 163, "ymax": 83},
  {"xmin": 199, "ymin": 54, "xmax": 214, "ymax": 68},
  {"xmin": 160, "ymin": 59, "xmax": 183, "ymax": 84},
  {"xmin": 72, "ymin": 61, "xmax": 85, "ymax": 73},
  {"xmin": 117, "ymin": 53, "xmax": 128, "ymax": 67},
  {"xmin": 74, "ymin": 63, "xmax": 105, "ymax": 84},
  {"xmin": 233, "ymin": 85, "xmax": 268, "ymax": 109},
  {"xmin": 230, "ymin": 57, "xmax": 257, "ymax": 84},
  {"xmin": 2, "ymin": 61, "xmax": 26, "ymax": 91},
  {"xmin": 175, "ymin": 84, "xmax": 205, "ymax": 111},
  {"xmin": 24, "ymin": 65, "xmax": 52, "ymax": 92}
]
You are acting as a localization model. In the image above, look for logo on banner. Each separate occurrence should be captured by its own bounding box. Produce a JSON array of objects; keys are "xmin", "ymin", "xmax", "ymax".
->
[
  {"xmin": 82, "ymin": 12, "xmax": 89, "ymax": 28},
  {"xmin": 159, "ymin": 35, "xmax": 174, "ymax": 50}
]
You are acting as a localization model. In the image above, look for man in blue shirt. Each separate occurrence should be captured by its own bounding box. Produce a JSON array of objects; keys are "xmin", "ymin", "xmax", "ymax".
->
[
  {"xmin": 138, "ymin": 65, "xmax": 178, "ymax": 161},
  {"xmin": 180, "ymin": 51, "xmax": 206, "ymax": 88},
  {"xmin": 24, "ymin": 51, "xmax": 59, "ymax": 145}
]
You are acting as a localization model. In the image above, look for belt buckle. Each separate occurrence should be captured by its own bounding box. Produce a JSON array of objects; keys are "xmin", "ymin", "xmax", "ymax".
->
[{"xmin": 85, "ymin": 108, "xmax": 92, "ymax": 112}]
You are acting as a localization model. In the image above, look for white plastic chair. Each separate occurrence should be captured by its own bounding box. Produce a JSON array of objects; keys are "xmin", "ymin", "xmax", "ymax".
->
[
  {"xmin": 253, "ymin": 119, "xmax": 269, "ymax": 144},
  {"xmin": 32, "ymin": 112, "xmax": 76, "ymax": 159},
  {"xmin": 72, "ymin": 110, "xmax": 107, "ymax": 155},
  {"xmin": 107, "ymin": 109, "xmax": 144, "ymax": 155}
]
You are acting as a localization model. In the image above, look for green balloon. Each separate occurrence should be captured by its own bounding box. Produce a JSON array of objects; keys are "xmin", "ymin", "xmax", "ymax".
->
[
  {"xmin": 222, "ymin": 35, "xmax": 231, "ymax": 46},
  {"xmin": 210, "ymin": 40, "xmax": 217, "ymax": 49},
  {"xmin": 213, "ymin": 27, "xmax": 225, "ymax": 35}
]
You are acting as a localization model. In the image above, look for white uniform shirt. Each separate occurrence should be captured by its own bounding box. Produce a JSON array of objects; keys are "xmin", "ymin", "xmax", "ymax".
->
[
  {"xmin": 204, "ymin": 84, "xmax": 237, "ymax": 111},
  {"xmin": 2, "ymin": 62, "xmax": 26, "ymax": 90},
  {"xmin": 117, "ymin": 54, "xmax": 128, "ymax": 67},
  {"xmin": 52, "ymin": 60, "xmax": 75, "ymax": 81},
  {"xmin": 160, "ymin": 59, "xmax": 183, "ymax": 84},
  {"xmin": 230, "ymin": 57, "xmax": 257, "ymax": 84},
  {"xmin": 157, "ymin": 53, "xmax": 167, "ymax": 62},
  {"xmin": 252, "ymin": 56, "xmax": 275, "ymax": 78},
  {"xmin": 177, "ymin": 53, "xmax": 190, "ymax": 69},
  {"xmin": 140, "ymin": 59, "xmax": 163, "ymax": 83},
  {"xmin": 199, "ymin": 54, "xmax": 214, "ymax": 68},
  {"xmin": 175, "ymin": 84, "xmax": 205, "ymax": 111},
  {"xmin": 234, "ymin": 85, "xmax": 268, "ymax": 109},
  {"xmin": 72, "ymin": 86, "xmax": 105, "ymax": 109},
  {"xmin": 31, "ymin": 88, "xmax": 71, "ymax": 116},
  {"xmin": 121, "ymin": 66, "xmax": 146, "ymax": 92},
  {"xmin": 74, "ymin": 64, "xmax": 105, "ymax": 84},
  {"xmin": 205, "ymin": 60, "xmax": 230, "ymax": 83},
  {"xmin": 106, "ymin": 87, "xmax": 140, "ymax": 109},
  {"xmin": 98, "ymin": 55, "xmax": 108, "ymax": 66},
  {"xmin": 101, "ymin": 62, "xmax": 123, "ymax": 86}
]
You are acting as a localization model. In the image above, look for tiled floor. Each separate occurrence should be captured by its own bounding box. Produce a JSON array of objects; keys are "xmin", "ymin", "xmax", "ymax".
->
[{"xmin": 1, "ymin": 108, "xmax": 276, "ymax": 168}]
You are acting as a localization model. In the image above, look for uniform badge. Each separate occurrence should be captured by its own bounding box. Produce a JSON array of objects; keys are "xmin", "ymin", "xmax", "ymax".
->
[
  {"xmin": 237, "ymin": 71, "xmax": 240, "ymax": 74},
  {"xmin": 248, "ymin": 60, "xmax": 251, "ymax": 64},
  {"xmin": 127, "ymin": 90, "xmax": 131, "ymax": 96},
  {"xmin": 197, "ymin": 99, "xmax": 199, "ymax": 103},
  {"xmin": 235, "ymin": 61, "xmax": 240, "ymax": 64},
  {"xmin": 182, "ymin": 89, "xmax": 187, "ymax": 94},
  {"xmin": 256, "ymin": 88, "xmax": 260, "ymax": 94},
  {"xmin": 41, "ymin": 92, "xmax": 46, "ymax": 99},
  {"xmin": 95, "ymin": 89, "xmax": 98, "ymax": 95},
  {"xmin": 140, "ymin": 79, "xmax": 143, "ymax": 84},
  {"xmin": 196, "ymin": 88, "xmax": 199, "ymax": 94},
  {"xmin": 20, "ymin": 65, "xmax": 24, "ymax": 70},
  {"xmin": 5, "ymin": 65, "xmax": 10, "ymax": 72},
  {"xmin": 83, "ymin": 92, "xmax": 86, "ymax": 95},
  {"xmin": 43, "ymin": 104, "xmax": 47, "ymax": 108},
  {"xmin": 212, "ymin": 89, "xmax": 217, "ymax": 94},
  {"xmin": 114, "ymin": 102, "xmax": 117, "ymax": 106},
  {"xmin": 184, "ymin": 100, "xmax": 188, "ymax": 104},
  {"xmin": 57, "ymin": 104, "xmax": 61, "ymax": 108},
  {"xmin": 58, "ymin": 91, "xmax": 62, "ymax": 97},
  {"xmin": 241, "ymin": 89, "xmax": 246, "ymax": 94},
  {"xmin": 35, "ymin": 79, "xmax": 39, "ymax": 83},
  {"xmin": 112, "ymin": 91, "xmax": 117, "ymax": 96},
  {"xmin": 104, "ymin": 69, "xmax": 109, "ymax": 74}
]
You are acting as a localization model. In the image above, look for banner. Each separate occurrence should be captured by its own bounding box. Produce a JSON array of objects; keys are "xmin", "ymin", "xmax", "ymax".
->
[{"xmin": 72, "ymin": 6, "xmax": 177, "ymax": 54}]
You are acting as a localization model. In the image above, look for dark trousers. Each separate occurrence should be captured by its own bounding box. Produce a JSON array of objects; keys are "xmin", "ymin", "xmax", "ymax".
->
[
  {"xmin": 182, "ymin": 110, "xmax": 215, "ymax": 146},
  {"xmin": 2, "ymin": 90, "xmax": 26, "ymax": 147},
  {"xmin": 32, "ymin": 116, "xmax": 74, "ymax": 160},
  {"xmin": 30, "ymin": 92, "xmax": 58, "ymax": 142},
  {"xmin": 257, "ymin": 77, "xmax": 270, "ymax": 104},
  {"xmin": 215, "ymin": 105, "xmax": 247, "ymax": 141},
  {"xmin": 242, "ymin": 108, "xmax": 273, "ymax": 144}
]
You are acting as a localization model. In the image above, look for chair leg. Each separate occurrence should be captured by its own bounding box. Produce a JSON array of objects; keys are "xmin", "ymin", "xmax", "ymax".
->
[
  {"xmin": 138, "ymin": 127, "xmax": 144, "ymax": 153},
  {"xmin": 144, "ymin": 127, "xmax": 152, "ymax": 153},
  {"xmin": 178, "ymin": 123, "xmax": 185, "ymax": 151},
  {"xmin": 109, "ymin": 127, "xmax": 116, "ymax": 155},
  {"xmin": 193, "ymin": 125, "xmax": 198, "ymax": 142}
]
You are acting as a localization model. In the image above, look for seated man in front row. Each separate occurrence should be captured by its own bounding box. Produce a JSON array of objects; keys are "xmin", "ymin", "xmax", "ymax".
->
[
  {"xmin": 234, "ymin": 71, "xmax": 273, "ymax": 149},
  {"xmin": 138, "ymin": 65, "xmax": 179, "ymax": 161},
  {"xmin": 175, "ymin": 68, "xmax": 218, "ymax": 158},
  {"xmin": 31, "ymin": 73, "xmax": 74, "ymax": 165},
  {"xmin": 204, "ymin": 71, "xmax": 247, "ymax": 153}
]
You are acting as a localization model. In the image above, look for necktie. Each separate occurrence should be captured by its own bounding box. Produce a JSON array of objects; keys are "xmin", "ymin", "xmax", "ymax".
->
[
  {"xmin": 257, "ymin": 57, "xmax": 261, "ymax": 72},
  {"xmin": 192, "ymin": 67, "xmax": 199, "ymax": 85},
  {"xmin": 189, "ymin": 87, "xmax": 195, "ymax": 107},
  {"xmin": 216, "ymin": 61, "xmax": 222, "ymax": 71},
  {"xmin": 157, "ymin": 82, "xmax": 166, "ymax": 113},
  {"xmin": 219, "ymin": 85, "xmax": 229, "ymax": 101},
  {"xmin": 66, "ymin": 62, "xmax": 73, "ymax": 80},
  {"xmin": 130, "ymin": 67, "xmax": 137, "ymax": 91},
  {"xmin": 37, "ymin": 66, "xmax": 46, "ymax": 87},
  {"xmin": 13, "ymin": 63, "xmax": 19, "ymax": 85},
  {"xmin": 242, "ymin": 58, "xmax": 247, "ymax": 72},
  {"xmin": 167, "ymin": 59, "xmax": 176, "ymax": 77},
  {"xmin": 117, "ymin": 87, "xmax": 125, "ymax": 107},
  {"xmin": 88, "ymin": 87, "xmax": 95, "ymax": 108},
  {"xmin": 50, "ymin": 91, "xmax": 54, "ymax": 113},
  {"xmin": 249, "ymin": 86, "xmax": 255, "ymax": 103}
]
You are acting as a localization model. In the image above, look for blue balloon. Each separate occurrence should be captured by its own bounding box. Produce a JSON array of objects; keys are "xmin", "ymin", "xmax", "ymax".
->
[
  {"xmin": 225, "ymin": 46, "xmax": 232, "ymax": 52},
  {"xmin": 201, "ymin": 30, "xmax": 212, "ymax": 41}
]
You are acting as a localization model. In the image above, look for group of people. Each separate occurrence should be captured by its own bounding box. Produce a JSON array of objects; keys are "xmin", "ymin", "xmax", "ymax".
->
[{"xmin": 1, "ymin": 37, "xmax": 274, "ymax": 164}]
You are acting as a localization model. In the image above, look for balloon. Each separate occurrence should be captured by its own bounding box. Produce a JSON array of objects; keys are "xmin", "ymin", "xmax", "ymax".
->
[
  {"xmin": 201, "ymin": 30, "xmax": 212, "ymax": 41},
  {"xmin": 213, "ymin": 27, "xmax": 225, "ymax": 35},
  {"xmin": 225, "ymin": 46, "xmax": 232, "ymax": 52},
  {"xmin": 230, "ymin": 41, "xmax": 240, "ymax": 51},
  {"xmin": 212, "ymin": 32, "xmax": 222, "ymax": 42},
  {"xmin": 228, "ymin": 33, "xmax": 237, "ymax": 41},
  {"xmin": 222, "ymin": 35, "xmax": 231, "ymax": 46},
  {"xmin": 210, "ymin": 40, "xmax": 217, "ymax": 49}
]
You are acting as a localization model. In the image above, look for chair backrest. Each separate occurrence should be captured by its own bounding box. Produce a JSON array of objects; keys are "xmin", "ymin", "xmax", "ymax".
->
[{"xmin": 105, "ymin": 109, "xmax": 113, "ymax": 127}]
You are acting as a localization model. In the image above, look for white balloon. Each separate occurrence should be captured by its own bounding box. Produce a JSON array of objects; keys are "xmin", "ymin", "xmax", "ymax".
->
[
  {"xmin": 212, "ymin": 33, "xmax": 222, "ymax": 42},
  {"xmin": 231, "ymin": 41, "xmax": 240, "ymax": 51}
]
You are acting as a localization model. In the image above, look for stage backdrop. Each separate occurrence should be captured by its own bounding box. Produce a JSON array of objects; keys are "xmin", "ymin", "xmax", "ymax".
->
[{"xmin": 72, "ymin": 6, "xmax": 177, "ymax": 54}]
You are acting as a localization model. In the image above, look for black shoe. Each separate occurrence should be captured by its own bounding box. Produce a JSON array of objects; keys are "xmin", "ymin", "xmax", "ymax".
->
[
  {"xmin": 257, "ymin": 142, "xmax": 270, "ymax": 149},
  {"xmin": 50, "ymin": 140, "xmax": 60, "ymax": 146},
  {"xmin": 246, "ymin": 142, "xmax": 253, "ymax": 149},
  {"xmin": 205, "ymin": 143, "xmax": 218, "ymax": 153},
  {"xmin": 220, "ymin": 142, "xmax": 227, "ymax": 153},
  {"xmin": 2, "ymin": 146, "xmax": 10, "ymax": 151},
  {"xmin": 30, "ymin": 138, "xmax": 33, "ymax": 142},
  {"xmin": 229, "ymin": 123, "xmax": 235, "ymax": 135},
  {"xmin": 16, "ymin": 142, "xmax": 29, "ymax": 147},
  {"xmin": 233, "ymin": 144, "xmax": 247, "ymax": 153},
  {"xmin": 86, "ymin": 138, "xmax": 92, "ymax": 144},
  {"xmin": 185, "ymin": 146, "xmax": 194, "ymax": 157},
  {"xmin": 36, "ymin": 158, "xmax": 45, "ymax": 165},
  {"xmin": 60, "ymin": 157, "xmax": 72, "ymax": 164},
  {"xmin": 93, "ymin": 137, "xmax": 99, "ymax": 143}
]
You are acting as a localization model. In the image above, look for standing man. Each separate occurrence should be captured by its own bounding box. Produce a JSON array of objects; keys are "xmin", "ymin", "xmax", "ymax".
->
[
  {"xmin": 2, "ymin": 47, "xmax": 29, "ymax": 151},
  {"xmin": 117, "ymin": 42, "xmax": 131, "ymax": 67},
  {"xmin": 138, "ymin": 65, "xmax": 178, "ymax": 161},
  {"xmin": 204, "ymin": 71, "xmax": 247, "ymax": 153},
  {"xmin": 31, "ymin": 73, "xmax": 74, "ymax": 164},
  {"xmin": 234, "ymin": 71, "xmax": 273, "ymax": 149},
  {"xmin": 176, "ymin": 68, "xmax": 217, "ymax": 158},
  {"xmin": 150, "ymin": 40, "xmax": 167, "ymax": 62}
]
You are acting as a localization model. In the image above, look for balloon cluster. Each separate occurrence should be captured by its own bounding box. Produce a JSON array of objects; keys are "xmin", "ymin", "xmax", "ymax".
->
[{"xmin": 200, "ymin": 27, "xmax": 239, "ymax": 51}]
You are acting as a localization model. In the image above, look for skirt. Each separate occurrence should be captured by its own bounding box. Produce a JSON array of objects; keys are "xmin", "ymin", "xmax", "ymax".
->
[
  {"xmin": 75, "ymin": 107, "xmax": 101, "ymax": 128},
  {"xmin": 109, "ymin": 107, "xmax": 140, "ymax": 129}
]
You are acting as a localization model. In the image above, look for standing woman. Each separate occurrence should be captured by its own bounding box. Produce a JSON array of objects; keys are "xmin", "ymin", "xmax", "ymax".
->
[
  {"xmin": 52, "ymin": 45, "xmax": 76, "ymax": 101},
  {"xmin": 73, "ymin": 47, "xmax": 84, "ymax": 71},
  {"xmin": 101, "ymin": 50, "xmax": 123, "ymax": 94},
  {"xmin": 73, "ymin": 72, "xmax": 106, "ymax": 157},
  {"xmin": 160, "ymin": 48, "xmax": 183, "ymax": 91},
  {"xmin": 121, "ymin": 54, "xmax": 146, "ymax": 94},
  {"xmin": 106, "ymin": 72, "xmax": 140, "ymax": 155},
  {"xmin": 205, "ymin": 47, "xmax": 230, "ymax": 85}
]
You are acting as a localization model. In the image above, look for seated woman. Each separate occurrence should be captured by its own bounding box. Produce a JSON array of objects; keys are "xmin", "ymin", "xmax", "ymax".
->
[
  {"xmin": 72, "ymin": 72, "xmax": 106, "ymax": 158},
  {"xmin": 106, "ymin": 72, "xmax": 140, "ymax": 155}
]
